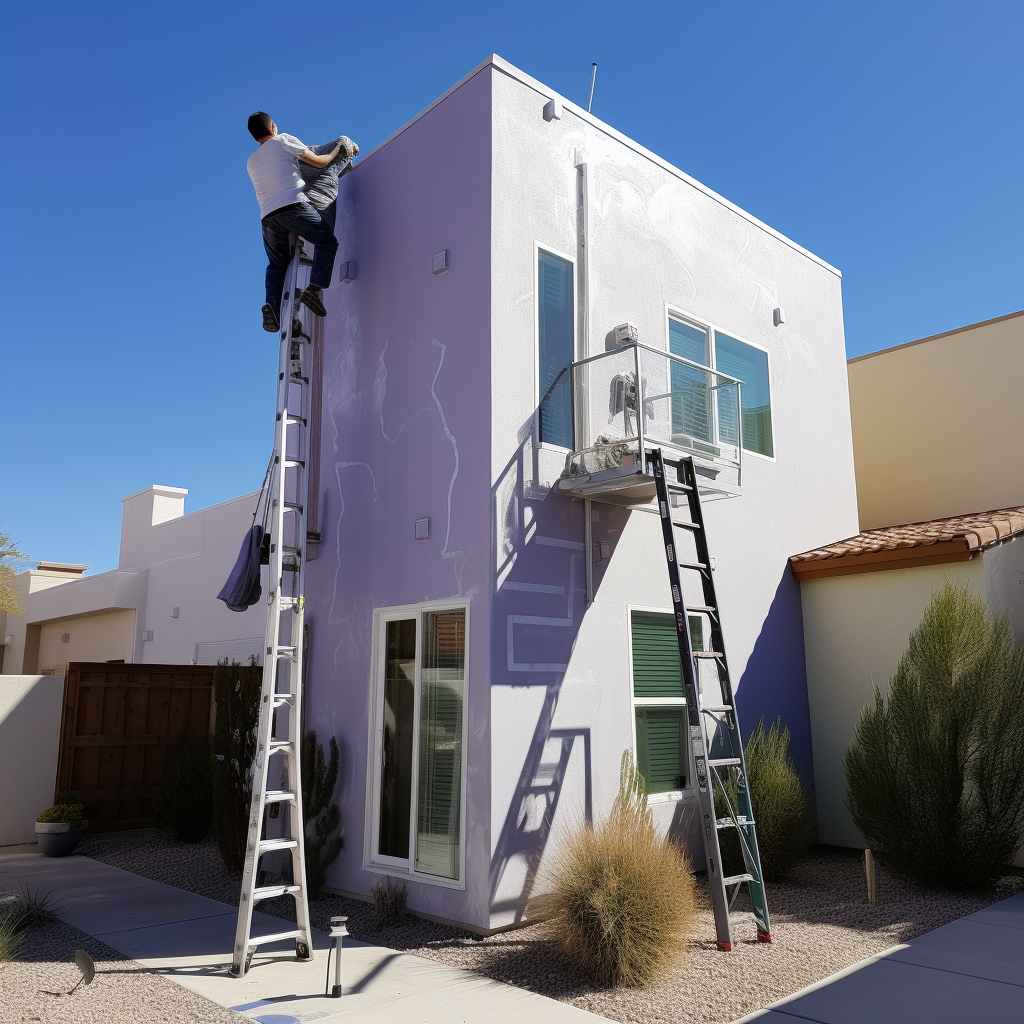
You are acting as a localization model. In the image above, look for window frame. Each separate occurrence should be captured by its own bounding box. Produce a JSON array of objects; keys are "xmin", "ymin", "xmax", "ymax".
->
[
  {"xmin": 626, "ymin": 604, "xmax": 702, "ymax": 805},
  {"xmin": 364, "ymin": 598, "xmax": 470, "ymax": 890},
  {"xmin": 535, "ymin": 242, "xmax": 578, "ymax": 453},
  {"xmin": 664, "ymin": 304, "xmax": 776, "ymax": 463}
]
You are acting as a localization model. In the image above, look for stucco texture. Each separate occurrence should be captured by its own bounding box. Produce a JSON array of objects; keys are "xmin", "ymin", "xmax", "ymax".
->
[
  {"xmin": 487, "ymin": 66, "xmax": 858, "ymax": 926},
  {"xmin": 304, "ymin": 66, "xmax": 492, "ymax": 927}
]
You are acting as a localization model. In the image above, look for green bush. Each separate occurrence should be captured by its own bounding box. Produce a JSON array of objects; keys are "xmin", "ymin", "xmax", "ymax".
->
[
  {"xmin": 37, "ymin": 803, "xmax": 86, "ymax": 829},
  {"xmin": 845, "ymin": 582, "xmax": 1024, "ymax": 890},
  {"xmin": 302, "ymin": 731, "xmax": 342, "ymax": 891},
  {"xmin": 212, "ymin": 660, "xmax": 262, "ymax": 872},
  {"xmin": 154, "ymin": 732, "xmax": 213, "ymax": 842},
  {"xmin": 548, "ymin": 750, "xmax": 695, "ymax": 987}
]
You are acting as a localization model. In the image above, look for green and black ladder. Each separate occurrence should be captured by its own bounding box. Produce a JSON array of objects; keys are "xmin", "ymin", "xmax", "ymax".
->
[{"xmin": 648, "ymin": 448, "xmax": 771, "ymax": 950}]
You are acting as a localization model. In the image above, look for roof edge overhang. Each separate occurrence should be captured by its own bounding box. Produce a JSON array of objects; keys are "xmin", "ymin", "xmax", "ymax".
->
[{"xmin": 791, "ymin": 540, "xmax": 975, "ymax": 581}]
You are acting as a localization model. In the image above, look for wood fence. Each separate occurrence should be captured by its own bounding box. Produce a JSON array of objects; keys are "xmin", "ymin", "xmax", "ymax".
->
[{"xmin": 55, "ymin": 662, "xmax": 215, "ymax": 832}]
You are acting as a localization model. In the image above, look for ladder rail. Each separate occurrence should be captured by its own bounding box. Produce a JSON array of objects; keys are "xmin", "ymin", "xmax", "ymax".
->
[
  {"xmin": 649, "ymin": 448, "xmax": 771, "ymax": 950},
  {"xmin": 231, "ymin": 241, "xmax": 314, "ymax": 977}
]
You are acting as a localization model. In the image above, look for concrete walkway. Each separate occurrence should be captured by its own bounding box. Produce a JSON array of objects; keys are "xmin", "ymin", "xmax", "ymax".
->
[
  {"xmin": 0, "ymin": 847, "xmax": 604, "ymax": 1024},
  {"xmin": 735, "ymin": 892, "xmax": 1024, "ymax": 1024}
]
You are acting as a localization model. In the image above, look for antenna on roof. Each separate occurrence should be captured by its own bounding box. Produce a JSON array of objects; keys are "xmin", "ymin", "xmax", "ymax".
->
[{"xmin": 587, "ymin": 62, "xmax": 598, "ymax": 113}]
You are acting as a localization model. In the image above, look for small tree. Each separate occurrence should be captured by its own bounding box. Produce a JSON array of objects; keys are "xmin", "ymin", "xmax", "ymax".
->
[
  {"xmin": 0, "ymin": 533, "xmax": 28, "ymax": 613},
  {"xmin": 154, "ymin": 732, "xmax": 214, "ymax": 842},
  {"xmin": 212, "ymin": 660, "xmax": 261, "ymax": 871},
  {"xmin": 302, "ymin": 731, "xmax": 342, "ymax": 890},
  {"xmin": 845, "ymin": 582, "xmax": 1024, "ymax": 890}
]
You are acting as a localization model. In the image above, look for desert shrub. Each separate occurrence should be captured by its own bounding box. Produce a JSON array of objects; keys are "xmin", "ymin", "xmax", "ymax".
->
[
  {"xmin": 302, "ymin": 731, "xmax": 342, "ymax": 891},
  {"xmin": 0, "ymin": 885, "xmax": 59, "ymax": 934},
  {"xmin": 745, "ymin": 718, "xmax": 810, "ymax": 879},
  {"xmin": 370, "ymin": 875, "xmax": 407, "ymax": 928},
  {"xmin": 37, "ymin": 803, "xmax": 86, "ymax": 828},
  {"xmin": 548, "ymin": 750, "xmax": 695, "ymax": 987},
  {"xmin": 154, "ymin": 732, "xmax": 214, "ymax": 842},
  {"xmin": 212, "ymin": 659, "xmax": 262, "ymax": 871},
  {"xmin": 845, "ymin": 582, "xmax": 1024, "ymax": 890}
]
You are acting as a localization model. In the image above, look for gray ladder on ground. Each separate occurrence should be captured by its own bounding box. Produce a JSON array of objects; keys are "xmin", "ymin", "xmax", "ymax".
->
[
  {"xmin": 648, "ymin": 448, "xmax": 772, "ymax": 951},
  {"xmin": 230, "ymin": 240, "xmax": 316, "ymax": 977}
]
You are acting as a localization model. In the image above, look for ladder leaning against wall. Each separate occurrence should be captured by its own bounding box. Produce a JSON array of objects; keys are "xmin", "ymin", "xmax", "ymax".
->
[
  {"xmin": 230, "ymin": 239, "xmax": 316, "ymax": 978},
  {"xmin": 648, "ymin": 448, "xmax": 772, "ymax": 951}
]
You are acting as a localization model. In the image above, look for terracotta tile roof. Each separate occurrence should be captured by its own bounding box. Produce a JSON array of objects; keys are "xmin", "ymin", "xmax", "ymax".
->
[{"xmin": 790, "ymin": 507, "xmax": 1024, "ymax": 580}]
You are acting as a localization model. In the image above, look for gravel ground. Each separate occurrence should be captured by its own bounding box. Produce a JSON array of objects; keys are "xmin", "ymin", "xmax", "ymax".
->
[
  {"xmin": 80, "ymin": 831, "xmax": 1024, "ymax": 1024},
  {"xmin": 0, "ymin": 917, "xmax": 246, "ymax": 1024}
]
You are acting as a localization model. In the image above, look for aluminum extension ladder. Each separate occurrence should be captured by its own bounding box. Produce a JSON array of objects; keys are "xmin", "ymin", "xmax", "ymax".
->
[
  {"xmin": 231, "ymin": 240, "xmax": 316, "ymax": 977},
  {"xmin": 648, "ymin": 448, "xmax": 771, "ymax": 951}
]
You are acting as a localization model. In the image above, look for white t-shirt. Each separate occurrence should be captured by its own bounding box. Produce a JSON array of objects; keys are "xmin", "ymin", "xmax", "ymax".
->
[{"xmin": 247, "ymin": 133, "xmax": 309, "ymax": 219}]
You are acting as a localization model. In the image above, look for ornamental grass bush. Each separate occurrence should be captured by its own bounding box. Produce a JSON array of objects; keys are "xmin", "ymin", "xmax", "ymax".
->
[
  {"xmin": 845, "ymin": 582, "xmax": 1024, "ymax": 890},
  {"xmin": 548, "ymin": 750, "xmax": 695, "ymax": 987}
]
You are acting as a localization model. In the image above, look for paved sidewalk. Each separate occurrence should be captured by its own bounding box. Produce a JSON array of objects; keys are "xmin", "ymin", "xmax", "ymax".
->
[
  {"xmin": 734, "ymin": 891, "xmax": 1024, "ymax": 1024},
  {"xmin": 0, "ymin": 847, "xmax": 604, "ymax": 1024}
]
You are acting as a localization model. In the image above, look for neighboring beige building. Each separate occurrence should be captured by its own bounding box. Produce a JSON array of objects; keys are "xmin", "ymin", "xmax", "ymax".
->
[
  {"xmin": 791, "ymin": 510, "xmax": 1024, "ymax": 863},
  {"xmin": 848, "ymin": 309, "xmax": 1024, "ymax": 530},
  {"xmin": 1, "ymin": 485, "xmax": 267, "ymax": 676}
]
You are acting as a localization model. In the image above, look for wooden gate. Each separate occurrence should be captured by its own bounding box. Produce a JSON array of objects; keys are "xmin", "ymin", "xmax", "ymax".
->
[{"xmin": 55, "ymin": 662, "xmax": 215, "ymax": 832}]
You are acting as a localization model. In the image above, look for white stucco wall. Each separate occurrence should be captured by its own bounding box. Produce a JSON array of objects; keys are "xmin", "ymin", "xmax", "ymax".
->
[
  {"xmin": 488, "ymin": 61, "xmax": 859, "ymax": 926},
  {"xmin": 0, "ymin": 676, "xmax": 64, "ymax": 845}
]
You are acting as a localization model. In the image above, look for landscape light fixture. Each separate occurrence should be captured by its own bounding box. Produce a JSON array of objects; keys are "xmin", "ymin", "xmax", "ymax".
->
[
  {"xmin": 326, "ymin": 916, "xmax": 348, "ymax": 997},
  {"xmin": 40, "ymin": 949, "xmax": 95, "ymax": 996}
]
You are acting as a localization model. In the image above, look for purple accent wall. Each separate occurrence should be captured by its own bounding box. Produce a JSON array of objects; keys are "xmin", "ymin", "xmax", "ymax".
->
[{"xmin": 304, "ymin": 67, "xmax": 492, "ymax": 928}]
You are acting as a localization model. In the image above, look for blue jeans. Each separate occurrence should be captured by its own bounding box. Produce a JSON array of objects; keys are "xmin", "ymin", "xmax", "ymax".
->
[{"xmin": 262, "ymin": 201, "xmax": 339, "ymax": 317}]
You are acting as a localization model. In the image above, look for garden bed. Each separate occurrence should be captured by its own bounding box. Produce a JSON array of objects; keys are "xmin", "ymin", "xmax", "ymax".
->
[{"xmin": 80, "ymin": 832, "xmax": 1024, "ymax": 1024}]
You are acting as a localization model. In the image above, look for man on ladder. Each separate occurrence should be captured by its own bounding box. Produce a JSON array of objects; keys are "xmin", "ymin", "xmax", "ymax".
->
[{"xmin": 246, "ymin": 111, "xmax": 352, "ymax": 332}]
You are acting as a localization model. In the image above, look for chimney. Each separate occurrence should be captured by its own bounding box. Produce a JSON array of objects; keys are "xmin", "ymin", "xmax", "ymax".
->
[{"xmin": 119, "ymin": 485, "xmax": 187, "ymax": 567}]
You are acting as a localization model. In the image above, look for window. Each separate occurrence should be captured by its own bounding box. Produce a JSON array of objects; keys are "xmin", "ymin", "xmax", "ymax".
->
[
  {"xmin": 371, "ymin": 605, "xmax": 467, "ymax": 882},
  {"xmin": 537, "ymin": 248, "xmax": 575, "ymax": 448},
  {"xmin": 714, "ymin": 332, "xmax": 773, "ymax": 458},
  {"xmin": 666, "ymin": 314, "xmax": 774, "ymax": 459},
  {"xmin": 630, "ymin": 610, "xmax": 703, "ymax": 795}
]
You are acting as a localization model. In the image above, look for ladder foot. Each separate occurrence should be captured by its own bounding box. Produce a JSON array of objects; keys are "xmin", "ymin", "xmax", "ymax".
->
[
  {"xmin": 296, "ymin": 940, "xmax": 311, "ymax": 960},
  {"xmin": 716, "ymin": 941, "xmax": 733, "ymax": 952},
  {"xmin": 757, "ymin": 931, "xmax": 772, "ymax": 943}
]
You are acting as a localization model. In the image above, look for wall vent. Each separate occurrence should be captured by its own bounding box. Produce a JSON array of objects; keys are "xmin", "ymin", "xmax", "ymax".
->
[{"xmin": 61, "ymin": 633, "xmax": 70, "ymax": 644}]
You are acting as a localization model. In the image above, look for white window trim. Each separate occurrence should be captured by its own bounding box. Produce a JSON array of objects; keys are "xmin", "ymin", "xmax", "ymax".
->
[
  {"xmin": 625, "ymin": 604, "xmax": 700, "ymax": 805},
  {"xmin": 535, "ymin": 241, "xmax": 578, "ymax": 454},
  {"xmin": 664, "ymin": 304, "xmax": 777, "ymax": 463},
  {"xmin": 364, "ymin": 597, "xmax": 470, "ymax": 891}
]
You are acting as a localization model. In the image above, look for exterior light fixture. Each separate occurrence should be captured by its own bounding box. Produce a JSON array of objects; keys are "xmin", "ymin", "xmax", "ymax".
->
[
  {"xmin": 614, "ymin": 323, "xmax": 639, "ymax": 346},
  {"xmin": 543, "ymin": 97, "xmax": 562, "ymax": 121},
  {"xmin": 340, "ymin": 261, "xmax": 357, "ymax": 283},
  {"xmin": 432, "ymin": 251, "xmax": 449, "ymax": 275},
  {"xmin": 415, "ymin": 518, "xmax": 431, "ymax": 541},
  {"xmin": 171, "ymin": 607, "xmax": 180, "ymax": 618},
  {"xmin": 773, "ymin": 307, "xmax": 786, "ymax": 327}
]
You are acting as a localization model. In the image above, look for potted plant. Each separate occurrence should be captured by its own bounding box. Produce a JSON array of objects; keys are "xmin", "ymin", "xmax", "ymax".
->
[{"xmin": 35, "ymin": 794, "xmax": 87, "ymax": 857}]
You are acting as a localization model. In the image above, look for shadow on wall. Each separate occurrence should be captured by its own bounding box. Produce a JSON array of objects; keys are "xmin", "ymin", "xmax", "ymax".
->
[
  {"xmin": 488, "ymin": 433, "xmax": 600, "ymax": 923},
  {"xmin": 733, "ymin": 567, "xmax": 814, "ymax": 781}
]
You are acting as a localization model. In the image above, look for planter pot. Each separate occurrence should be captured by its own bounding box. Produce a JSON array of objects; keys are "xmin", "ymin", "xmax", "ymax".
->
[{"xmin": 35, "ymin": 820, "xmax": 84, "ymax": 857}]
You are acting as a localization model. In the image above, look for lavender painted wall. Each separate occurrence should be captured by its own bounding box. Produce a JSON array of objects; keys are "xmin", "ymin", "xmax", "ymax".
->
[{"xmin": 304, "ymin": 67, "xmax": 492, "ymax": 928}]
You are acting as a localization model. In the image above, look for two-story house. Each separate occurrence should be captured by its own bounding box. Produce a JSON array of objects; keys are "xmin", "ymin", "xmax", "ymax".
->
[{"xmin": 300, "ymin": 55, "xmax": 859, "ymax": 932}]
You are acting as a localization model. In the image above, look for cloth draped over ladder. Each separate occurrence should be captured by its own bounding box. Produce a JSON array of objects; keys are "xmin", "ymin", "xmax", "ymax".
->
[{"xmin": 218, "ymin": 455, "xmax": 272, "ymax": 612}]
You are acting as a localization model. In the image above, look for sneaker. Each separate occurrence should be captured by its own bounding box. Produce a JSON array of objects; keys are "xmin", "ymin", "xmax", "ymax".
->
[
  {"xmin": 262, "ymin": 304, "xmax": 280, "ymax": 333},
  {"xmin": 300, "ymin": 285, "xmax": 327, "ymax": 318}
]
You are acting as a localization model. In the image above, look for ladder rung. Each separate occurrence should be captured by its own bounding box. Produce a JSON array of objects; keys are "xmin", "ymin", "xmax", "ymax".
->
[
  {"xmin": 678, "ymin": 561, "xmax": 708, "ymax": 572},
  {"xmin": 252, "ymin": 884, "xmax": 303, "ymax": 902},
  {"xmin": 700, "ymin": 705, "xmax": 734, "ymax": 714},
  {"xmin": 269, "ymin": 740, "xmax": 294, "ymax": 754},
  {"xmin": 276, "ymin": 646, "xmax": 298, "ymax": 660},
  {"xmin": 722, "ymin": 873, "xmax": 754, "ymax": 887},
  {"xmin": 672, "ymin": 520, "xmax": 701, "ymax": 531},
  {"xmin": 687, "ymin": 605, "xmax": 717, "ymax": 615},
  {"xmin": 284, "ymin": 458, "xmax": 305, "ymax": 469},
  {"xmin": 264, "ymin": 790, "xmax": 296, "ymax": 804},
  {"xmin": 258, "ymin": 838, "xmax": 298, "ymax": 854},
  {"xmin": 694, "ymin": 651, "xmax": 724, "ymax": 659},
  {"xmin": 284, "ymin": 415, "xmax": 307, "ymax": 427},
  {"xmin": 248, "ymin": 928, "xmax": 305, "ymax": 945},
  {"xmin": 666, "ymin": 482, "xmax": 694, "ymax": 492},
  {"xmin": 284, "ymin": 502, "xmax": 304, "ymax": 514},
  {"xmin": 709, "ymin": 757, "xmax": 742, "ymax": 768},
  {"xmin": 716, "ymin": 815, "xmax": 754, "ymax": 830}
]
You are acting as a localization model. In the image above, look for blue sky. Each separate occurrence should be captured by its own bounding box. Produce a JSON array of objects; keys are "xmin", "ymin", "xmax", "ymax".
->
[{"xmin": 1, "ymin": 1, "xmax": 1021, "ymax": 573}]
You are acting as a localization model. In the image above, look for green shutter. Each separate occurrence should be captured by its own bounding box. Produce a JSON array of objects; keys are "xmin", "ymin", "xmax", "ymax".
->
[
  {"xmin": 635, "ymin": 706, "xmax": 687, "ymax": 793},
  {"xmin": 630, "ymin": 612, "xmax": 702, "ymax": 697}
]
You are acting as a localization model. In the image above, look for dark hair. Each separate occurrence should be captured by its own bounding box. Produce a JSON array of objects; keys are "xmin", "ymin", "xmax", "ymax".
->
[{"xmin": 247, "ymin": 111, "xmax": 273, "ymax": 141}]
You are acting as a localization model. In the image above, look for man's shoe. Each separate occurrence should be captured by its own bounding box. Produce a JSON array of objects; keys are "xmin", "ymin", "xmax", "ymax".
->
[
  {"xmin": 300, "ymin": 286, "xmax": 327, "ymax": 318},
  {"xmin": 262, "ymin": 304, "xmax": 280, "ymax": 333}
]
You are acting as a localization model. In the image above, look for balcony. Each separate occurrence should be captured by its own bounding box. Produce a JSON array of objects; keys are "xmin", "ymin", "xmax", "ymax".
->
[{"xmin": 540, "ymin": 342, "xmax": 744, "ymax": 505}]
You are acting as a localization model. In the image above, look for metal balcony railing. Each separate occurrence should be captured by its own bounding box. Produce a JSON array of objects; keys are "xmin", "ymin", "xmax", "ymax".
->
[{"xmin": 539, "ymin": 342, "xmax": 744, "ymax": 499}]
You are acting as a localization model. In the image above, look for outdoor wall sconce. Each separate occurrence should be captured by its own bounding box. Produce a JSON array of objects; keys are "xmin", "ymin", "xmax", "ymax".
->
[
  {"xmin": 432, "ymin": 250, "xmax": 449, "ymax": 275},
  {"xmin": 543, "ymin": 97, "xmax": 562, "ymax": 121},
  {"xmin": 773, "ymin": 306, "xmax": 786, "ymax": 327},
  {"xmin": 171, "ymin": 607, "xmax": 180, "ymax": 618},
  {"xmin": 415, "ymin": 517, "xmax": 431, "ymax": 541},
  {"xmin": 61, "ymin": 633, "xmax": 70, "ymax": 644},
  {"xmin": 142, "ymin": 630, "xmax": 154, "ymax": 642},
  {"xmin": 340, "ymin": 261, "xmax": 357, "ymax": 283}
]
